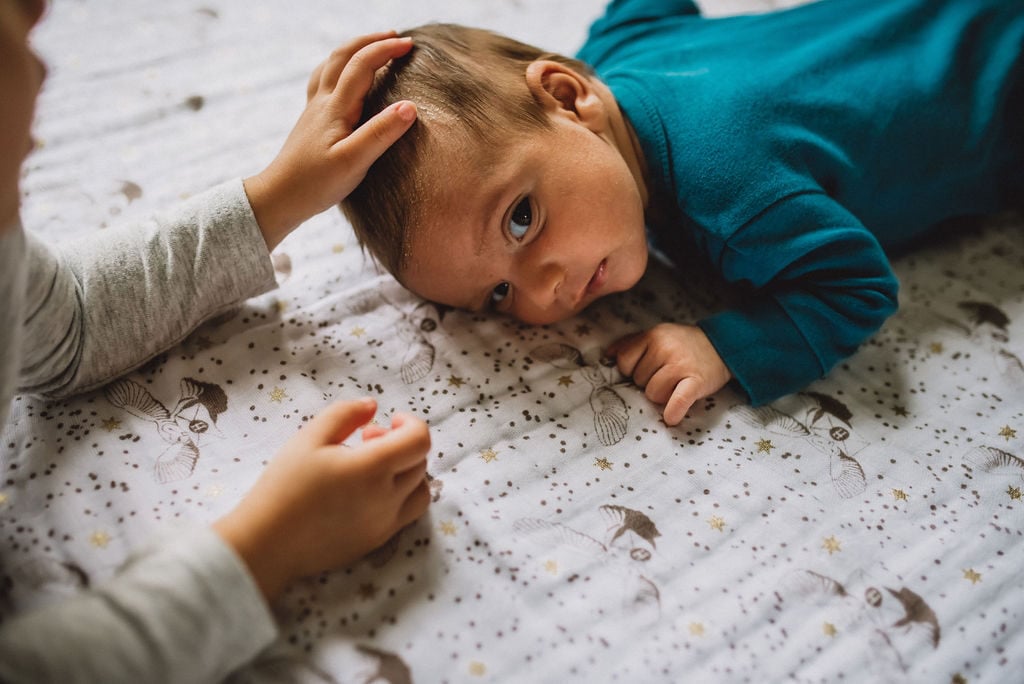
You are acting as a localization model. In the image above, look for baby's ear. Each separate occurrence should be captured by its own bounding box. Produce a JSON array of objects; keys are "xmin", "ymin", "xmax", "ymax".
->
[{"xmin": 525, "ymin": 60, "xmax": 604, "ymax": 128}]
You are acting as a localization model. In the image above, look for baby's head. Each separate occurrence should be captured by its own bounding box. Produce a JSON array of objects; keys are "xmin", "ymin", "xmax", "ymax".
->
[{"xmin": 342, "ymin": 24, "xmax": 649, "ymax": 325}]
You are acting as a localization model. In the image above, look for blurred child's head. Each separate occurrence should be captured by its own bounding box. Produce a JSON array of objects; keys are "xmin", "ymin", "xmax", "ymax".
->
[{"xmin": 342, "ymin": 23, "xmax": 649, "ymax": 325}]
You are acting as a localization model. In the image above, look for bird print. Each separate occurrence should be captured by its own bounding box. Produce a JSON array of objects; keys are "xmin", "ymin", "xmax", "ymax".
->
[
  {"xmin": 513, "ymin": 504, "xmax": 661, "ymax": 620},
  {"xmin": 104, "ymin": 377, "xmax": 227, "ymax": 482},
  {"xmin": 530, "ymin": 343, "xmax": 630, "ymax": 446},
  {"xmin": 732, "ymin": 393, "xmax": 868, "ymax": 498},
  {"xmin": 964, "ymin": 445, "xmax": 1024, "ymax": 481},
  {"xmin": 778, "ymin": 569, "xmax": 940, "ymax": 676},
  {"xmin": 378, "ymin": 287, "xmax": 450, "ymax": 384}
]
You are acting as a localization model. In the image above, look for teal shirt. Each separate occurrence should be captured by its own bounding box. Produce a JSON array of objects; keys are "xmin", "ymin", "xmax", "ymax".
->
[{"xmin": 578, "ymin": 0, "xmax": 1024, "ymax": 405}]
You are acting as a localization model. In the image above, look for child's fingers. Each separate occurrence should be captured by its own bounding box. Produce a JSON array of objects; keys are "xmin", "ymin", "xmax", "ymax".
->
[
  {"xmin": 361, "ymin": 423, "xmax": 389, "ymax": 441},
  {"xmin": 360, "ymin": 414, "xmax": 431, "ymax": 472},
  {"xmin": 664, "ymin": 377, "xmax": 702, "ymax": 426},
  {"xmin": 306, "ymin": 61, "xmax": 325, "ymax": 101},
  {"xmin": 394, "ymin": 459, "xmax": 428, "ymax": 495},
  {"xmin": 299, "ymin": 398, "xmax": 377, "ymax": 446},
  {"xmin": 317, "ymin": 30, "xmax": 399, "ymax": 93},
  {"xmin": 337, "ymin": 100, "xmax": 417, "ymax": 177},
  {"xmin": 396, "ymin": 479, "xmax": 431, "ymax": 528},
  {"xmin": 333, "ymin": 36, "xmax": 413, "ymax": 120}
]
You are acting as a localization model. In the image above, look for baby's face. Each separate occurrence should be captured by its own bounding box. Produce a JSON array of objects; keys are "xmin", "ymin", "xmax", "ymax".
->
[{"xmin": 400, "ymin": 117, "xmax": 648, "ymax": 325}]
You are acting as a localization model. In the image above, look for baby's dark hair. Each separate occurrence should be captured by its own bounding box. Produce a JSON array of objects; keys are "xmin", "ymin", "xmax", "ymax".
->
[{"xmin": 340, "ymin": 23, "xmax": 593, "ymax": 279}]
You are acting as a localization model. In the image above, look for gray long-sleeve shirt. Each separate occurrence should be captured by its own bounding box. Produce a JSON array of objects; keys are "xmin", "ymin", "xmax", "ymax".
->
[{"xmin": 0, "ymin": 179, "xmax": 279, "ymax": 683}]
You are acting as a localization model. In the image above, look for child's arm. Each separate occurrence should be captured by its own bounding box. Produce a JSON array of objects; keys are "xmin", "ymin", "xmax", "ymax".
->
[
  {"xmin": 613, "ymin": 192, "xmax": 900, "ymax": 425},
  {"xmin": 0, "ymin": 399, "xmax": 430, "ymax": 683},
  {"xmin": 15, "ymin": 33, "xmax": 417, "ymax": 400}
]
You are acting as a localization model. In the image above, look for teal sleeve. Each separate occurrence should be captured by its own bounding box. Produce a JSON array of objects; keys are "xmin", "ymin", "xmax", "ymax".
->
[
  {"xmin": 696, "ymin": 192, "xmax": 899, "ymax": 406},
  {"xmin": 578, "ymin": 0, "xmax": 700, "ymax": 65}
]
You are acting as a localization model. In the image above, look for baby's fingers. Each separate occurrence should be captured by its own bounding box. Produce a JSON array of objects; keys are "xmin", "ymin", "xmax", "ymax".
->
[
  {"xmin": 664, "ymin": 377, "xmax": 703, "ymax": 426},
  {"xmin": 606, "ymin": 332, "xmax": 647, "ymax": 378}
]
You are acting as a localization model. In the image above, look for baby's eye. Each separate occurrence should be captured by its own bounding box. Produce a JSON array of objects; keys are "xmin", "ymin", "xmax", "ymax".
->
[
  {"xmin": 491, "ymin": 281, "xmax": 511, "ymax": 305},
  {"xmin": 508, "ymin": 196, "xmax": 532, "ymax": 239}
]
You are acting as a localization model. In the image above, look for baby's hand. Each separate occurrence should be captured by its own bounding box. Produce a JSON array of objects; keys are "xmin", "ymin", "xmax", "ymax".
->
[
  {"xmin": 606, "ymin": 323, "xmax": 731, "ymax": 426},
  {"xmin": 214, "ymin": 398, "xmax": 431, "ymax": 601},
  {"xmin": 244, "ymin": 32, "xmax": 418, "ymax": 250}
]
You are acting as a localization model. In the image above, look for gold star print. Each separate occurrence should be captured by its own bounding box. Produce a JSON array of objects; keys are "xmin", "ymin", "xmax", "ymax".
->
[
  {"xmin": 90, "ymin": 531, "xmax": 111, "ymax": 548},
  {"xmin": 952, "ymin": 674, "xmax": 968, "ymax": 684},
  {"xmin": 822, "ymin": 536, "xmax": 842, "ymax": 555},
  {"xmin": 350, "ymin": 326, "xmax": 366, "ymax": 338},
  {"xmin": 468, "ymin": 662, "xmax": 487, "ymax": 677},
  {"xmin": 331, "ymin": 243, "xmax": 345, "ymax": 253},
  {"xmin": 929, "ymin": 342, "xmax": 943, "ymax": 354},
  {"xmin": 963, "ymin": 568, "xmax": 982, "ymax": 584},
  {"xmin": 447, "ymin": 375, "xmax": 465, "ymax": 388},
  {"xmin": 0, "ymin": 492, "xmax": 7, "ymax": 505},
  {"xmin": 544, "ymin": 560, "xmax": 558, "ymax": 575},
  {"xmin": 274, "ymin": 300, "xmax": 288, "ymax": 313},
  {"xmin": 100, "ymin": 417, "xmax": 122, "ymax": 432},
  {"xmin": 439, "ymin": 521, "xmax": 457, "ymax": 536},
  {"xmin": 708, "ymin": 515, "xmax": 726, "ymax": 532},
  {"xmin": 595, "ymin": 457, "xmax": 613, "ymax": 471},
  {"xmin": 480, "ymin": 448, "xmax": 498, "ymax": 463},
  {"xmin": 892, "ymin": 488, "xmax": 909, "ymax": 501},
  {"xmin": 268, "ymin": 387, "xmax": 288, "ymax": 403},
  {"xmin": 823, "ymin": 623, "xmax": 837, "ymax": 637},
  {"xmin": 357, "ymin": 583, "xmax": 378, "ymax": 600},
  {"xmin": 557, "ymin": 375, "xmax": 575, "ymax": 387},
  {"xmin": 999, "ymin": 425, "xmax": 1017, "ymax": 441},
  {"xmin": 1008, "ymin": 485, "xmax": 1022, "ymax": 501},
  {"xmin": 688, "ymin": 622, "xmax": 705, "ymax": 637},
  {"xmin": 756, "ymin": 438, "xmax": 775, "ymax": 454}
]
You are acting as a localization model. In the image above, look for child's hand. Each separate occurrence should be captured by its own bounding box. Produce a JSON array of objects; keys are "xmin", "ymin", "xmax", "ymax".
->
[
  {"xmin": 607, "ymin": 323, "xmax": 732, "ymax": 426},
  {"xmin": 243, "ymin": 31, "xmax": 418, "ymax": 250},
  {"xmin": 213, "ymin": 398, "xmax": 431, "ymax": 601}
]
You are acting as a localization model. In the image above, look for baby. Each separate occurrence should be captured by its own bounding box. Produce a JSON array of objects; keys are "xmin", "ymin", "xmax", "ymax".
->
[{"xmin": 342, "ymin": 0, "xmax": 1024, "ymax": 426}]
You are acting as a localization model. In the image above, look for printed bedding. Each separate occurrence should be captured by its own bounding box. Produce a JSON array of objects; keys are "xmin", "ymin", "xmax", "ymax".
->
[{"xmin": 3, "ymin": 1, "xmax": 1022, "ymax": 682}]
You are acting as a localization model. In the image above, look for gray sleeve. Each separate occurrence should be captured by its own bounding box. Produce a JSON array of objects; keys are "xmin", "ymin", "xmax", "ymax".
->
[
  {"xmin": 0, "ymin": 525, "xmax": 278, "ymax": 684},
  {"xmin": 17, "ymin": 178, "xmax": 278, "ymax": 397}
]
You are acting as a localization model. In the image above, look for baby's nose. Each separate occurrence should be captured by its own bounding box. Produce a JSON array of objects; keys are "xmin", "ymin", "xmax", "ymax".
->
[{"xmin": 519, "ymin": 261, "xmax": 565, "ymax": 311}]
